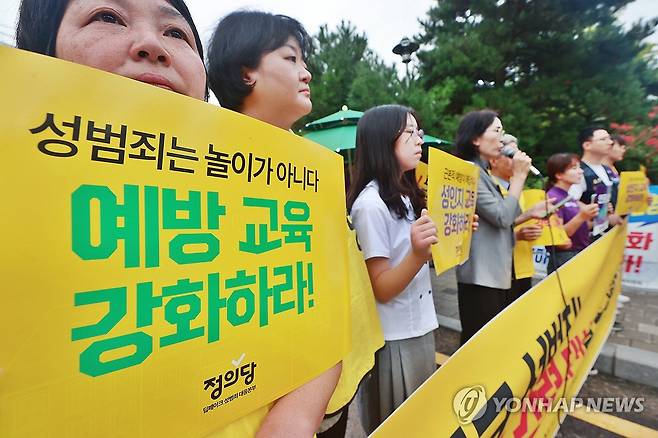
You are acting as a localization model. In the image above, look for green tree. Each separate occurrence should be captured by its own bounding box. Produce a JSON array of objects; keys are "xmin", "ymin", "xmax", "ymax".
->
[
  {"xmin": 415, "ymin": 0, "xmax": 658, "ymax": 175},
  {"xmin": 610, "ymin": 110, "xmax": 658, "ymax": 181}
]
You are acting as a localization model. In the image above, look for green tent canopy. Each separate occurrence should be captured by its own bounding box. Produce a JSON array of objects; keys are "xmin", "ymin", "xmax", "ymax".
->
[
  {"xmin": 303, "ymin": 125, "xmax": 357, "ymax": 151},
  {"xmin": 302, "ymin": 107, "xmax": 451, "ymax": 153},
  {"xmin": 304, "ymin": 107, "xmax": 363, "ymax": 131},
  {"xmin": 302, "ymin": 124, "xmax": 451, "ymax": 152}
]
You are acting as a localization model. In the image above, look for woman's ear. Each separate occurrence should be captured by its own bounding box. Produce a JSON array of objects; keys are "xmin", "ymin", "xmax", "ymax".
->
[{"xmin": 241, "ymin": 67, "xmax": 256, "ymax": 87}]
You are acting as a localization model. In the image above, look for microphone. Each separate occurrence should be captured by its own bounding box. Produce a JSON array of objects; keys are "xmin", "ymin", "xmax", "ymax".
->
[
  {"xmin": 540, "ymin": 194, "xmax": 573, "ymax": 218},
  {"xmin": 501, "ymin": 146, "xmax": 542, "ymax": 176}
]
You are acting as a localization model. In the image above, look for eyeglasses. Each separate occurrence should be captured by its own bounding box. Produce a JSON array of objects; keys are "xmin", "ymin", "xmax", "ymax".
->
[{"xmin": 403, "ymin": 127, "xmax": 424, "ymax": 139}]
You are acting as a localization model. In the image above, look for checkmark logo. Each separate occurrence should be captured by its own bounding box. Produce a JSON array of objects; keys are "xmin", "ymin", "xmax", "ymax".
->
[{"xmin": 232, "ymin": 353, "xmax": 246, "ymax": 367}]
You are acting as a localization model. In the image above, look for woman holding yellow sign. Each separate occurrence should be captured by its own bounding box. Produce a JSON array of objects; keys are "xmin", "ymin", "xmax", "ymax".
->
[
  {"xmin": 207, "ymin": 11, "xmax": 347, "ymax": 438},
  {"xmin": 16, "ymin": 2, "xmax": 334, "ymax": 437},
  {"xmin": 347, "ymin": 104, "xmax": 439, "ymax": 433}
]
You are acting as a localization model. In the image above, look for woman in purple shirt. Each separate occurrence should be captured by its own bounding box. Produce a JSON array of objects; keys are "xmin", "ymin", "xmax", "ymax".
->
[{"xmin": 546, "ymin": 153, "xmax": 599, "ymax": 273}]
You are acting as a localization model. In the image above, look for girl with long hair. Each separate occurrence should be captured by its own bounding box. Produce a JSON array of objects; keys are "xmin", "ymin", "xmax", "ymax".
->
[{"xmin": 347, "ymin": 104, "xmax": 438, "ymax": 433}]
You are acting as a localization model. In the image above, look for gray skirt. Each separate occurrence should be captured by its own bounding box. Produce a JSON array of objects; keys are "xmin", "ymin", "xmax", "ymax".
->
[{"xmin": 358, "ymin": 331, "xmax": 436, "ymax": 434}]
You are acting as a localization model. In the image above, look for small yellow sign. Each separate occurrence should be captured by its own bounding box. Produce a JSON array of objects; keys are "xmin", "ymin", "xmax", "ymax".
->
[
  {"xmin": 616, "ymin": 171, "xmax": 649, "ymax": 215},
  {"xmin": 520, "ymin": 189, "xmax": 570, "ymax": 247},
  {"xmin": 426, "ymin": 148, "xmax": 479, "ymax": 275},
  {"xmin": 416, "ymin": 161, "xmax": 429, "ymax": 191}
]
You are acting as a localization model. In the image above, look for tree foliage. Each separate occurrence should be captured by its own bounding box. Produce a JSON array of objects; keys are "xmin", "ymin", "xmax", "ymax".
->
[
  {"xmin": 303, "ymin": 2, "xmax": 658, "ymax": 180},
  {"xmin": 415, "ymin": 0, "xmax": 658, "ymax": 178}
]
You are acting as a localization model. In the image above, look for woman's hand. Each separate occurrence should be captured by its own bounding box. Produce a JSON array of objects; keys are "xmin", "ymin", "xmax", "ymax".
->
[
  {"xmin": 471, "ymin": 213, "xmax": 479, "ymax": 232},
  {"xmin": 577, "ymin": 202, "xmax": 599, "ymax": 220},
  {"xmin": 511, "ymin": 150, "xmax": 532, "ymax": 179},
  {"xmin": 527, "ymin": 198, "xmax": 557, "ymax": 219},
  {"xmin": 411, "ymin": 209, "xmax": 438, "ymax": 260},
  {"xmin": 515, "ymin": 224, "xmax": 542, "ymax": 241}
]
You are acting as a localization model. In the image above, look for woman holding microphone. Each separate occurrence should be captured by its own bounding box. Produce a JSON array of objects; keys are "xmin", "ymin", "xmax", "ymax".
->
[{"xmin": 454, "ymin": 110, "xmax": 546, "ymax": 345}]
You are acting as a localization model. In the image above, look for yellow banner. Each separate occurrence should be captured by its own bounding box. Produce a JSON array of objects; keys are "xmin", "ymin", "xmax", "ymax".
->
[
  {"xmin": 427, "ymin": 148, "xmax": 479, "ymax": 275},
  {"xmin": 0, "ymin": 47, "xmax": 350, "ymax": 436},
  {"xmin": 520, "ymin": 189, "xmax": 570, "ymax": 247},
  {"xmin": 616, "ymin": 171, "xmax": 649, "ymax": 215},
  {"xmin": 372, "ymin": 224, "xmax": 626, "ymax": 437}
]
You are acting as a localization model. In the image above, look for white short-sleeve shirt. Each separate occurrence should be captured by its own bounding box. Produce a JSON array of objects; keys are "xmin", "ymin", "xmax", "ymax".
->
[{"xmin": 350, "ymin": 180, "xmax": 438, "ymax": 341}]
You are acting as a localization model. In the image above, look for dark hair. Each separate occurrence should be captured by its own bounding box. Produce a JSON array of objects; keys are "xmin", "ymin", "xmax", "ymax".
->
[
  {"xmin": 346, "ymin": 105, "xmax": 426, "ymax": 220},
  {"xmin": 611, "ymin": 134, "xmax": 627, "ymax": 146},
  {"xmin": 207, "ymin": 10, "xmax": 312, "ymax": 111},
  {"xmin": 454, "ymin": 109, "xmax": 498, "ymax": 161},
  {"xmin": 577, "ymin": 126, "xmax": 605, "ymax": 148},
  {"xmin": 16, "ymin": 0, "xmax": 208, "ymax": 99},
  {"xmin": 546, "ymin": 153, "xmax": 579, "ymax": 190}
]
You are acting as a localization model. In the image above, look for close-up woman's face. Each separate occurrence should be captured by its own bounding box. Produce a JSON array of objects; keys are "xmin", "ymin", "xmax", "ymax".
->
[
  {"xmin": 55, "ymin": 0, "xmax": 206, "ymax": 99},
  {"xmin": 244, "ymin": 36, "xmax": 312, "ymax": 122},
  {"xmin": 394, "ymin": 113, "xmax": 424, "ymax": 173},
  {"xmin": 475, "ymin": 117, "xmax": 504, "ymax": 160},
  {"xmin": 557, "ymin": 159, "xmax": 583, "ymax": 185}
]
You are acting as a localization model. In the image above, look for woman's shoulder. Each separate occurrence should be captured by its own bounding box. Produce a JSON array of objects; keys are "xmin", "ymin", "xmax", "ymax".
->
[
  {"xmin": 352, "ymin": 181, "xmax": 387, "ymax": 213},
  {"xmin": 547, "ymin": 186, "xmax": 566, "ymax": 198}
]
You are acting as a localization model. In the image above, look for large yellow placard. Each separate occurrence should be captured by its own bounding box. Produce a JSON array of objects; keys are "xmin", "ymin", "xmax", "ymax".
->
[
  {"xmin": 616, "ymin": 171, "xmax": 649, "ymax": 215},
  {"xmin": 372, "ymin": 224, "xmax": 625, "ymax": 437},
  {"xmin": 427, "ymin": 148, "xmax": 479, "ymax": 275},
  {"xmin": 0, "ymin": 47, "xmax": 349, "ymax": 437}
]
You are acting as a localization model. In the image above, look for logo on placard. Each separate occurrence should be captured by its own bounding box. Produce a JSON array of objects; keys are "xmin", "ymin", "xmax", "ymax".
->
[
  {"xmin": 202, "ymin": 354, "xmax": 258, "ymax": 413},
  {"xmin": 453, "ymin": 385, "xmax": 487, "ymax": 425}
]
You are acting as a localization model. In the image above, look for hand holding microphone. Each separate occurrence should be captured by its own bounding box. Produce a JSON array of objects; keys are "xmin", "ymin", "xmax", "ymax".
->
[{"xmin": 501, "ymin": 146, "xmax": 542, "ymax": 176}]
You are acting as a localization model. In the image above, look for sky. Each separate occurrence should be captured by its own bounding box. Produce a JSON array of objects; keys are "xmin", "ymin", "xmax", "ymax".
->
[{"xmin": 1, "ymin": 0, "xmax": 657, "ymax": 70}]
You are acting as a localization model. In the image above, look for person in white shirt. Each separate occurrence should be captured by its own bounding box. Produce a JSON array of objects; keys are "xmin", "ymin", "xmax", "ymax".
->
[
  {"xmin": 569, "ymin": 127, "xmax": 614, "ymax": 207},
  {"xmin": 347, "ymin": 104, "xmax": 439, "ymax": 433}
]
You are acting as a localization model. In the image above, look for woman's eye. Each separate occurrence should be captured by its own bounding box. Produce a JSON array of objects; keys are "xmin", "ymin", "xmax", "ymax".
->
[
  {"xmin": 286, "ymin": 56, "xmax": 297, "ymax": 63},
  {"xmin": 91, "ymin": 11, "xmax": 122, "ymax": 25},
  {"xmin": 165, "ymin": 28, "xmax": 187, "ymax": 40}
]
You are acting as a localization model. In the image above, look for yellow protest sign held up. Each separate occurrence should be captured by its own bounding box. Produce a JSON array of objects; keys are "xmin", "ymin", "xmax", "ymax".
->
[
  {"xmin": 0, "ymin": 47, "xmax": 350, "ymax": 437},
  {"xmin": 427, "ymin": 148, "xmax": 479, "ymax": 275},
  {"xmin": 520, "ymin": 189, "xmax": 570, "ymax": 247},
  {"xmin": 616, "ymin": 171, "xmax": 649, "ymax": 215},
  {"xmin": 372, "ymin": 224, "xmax": 626, "ymax": 437}
]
